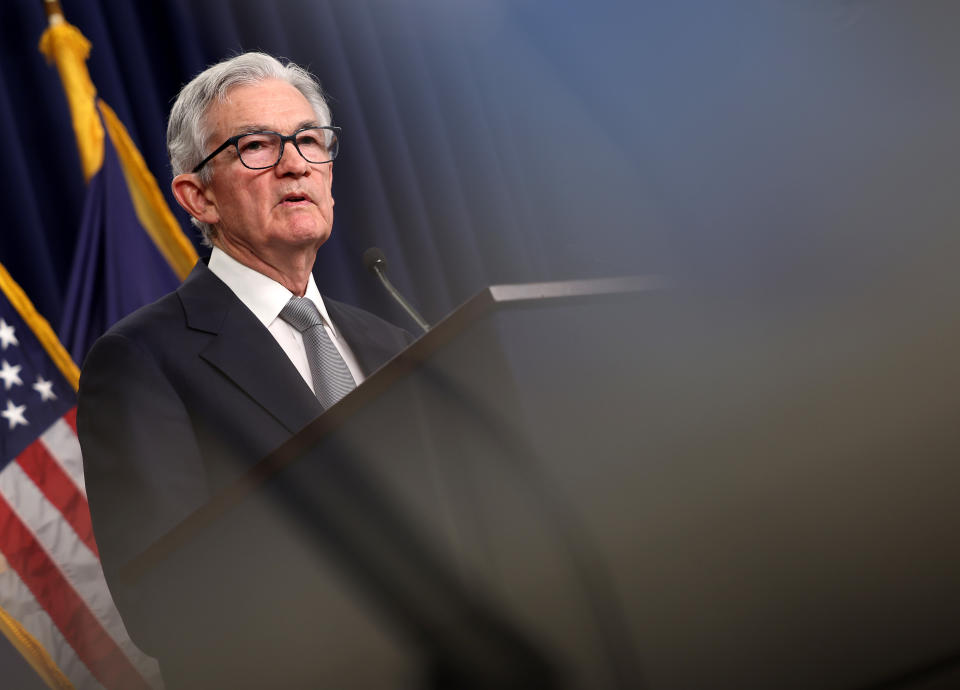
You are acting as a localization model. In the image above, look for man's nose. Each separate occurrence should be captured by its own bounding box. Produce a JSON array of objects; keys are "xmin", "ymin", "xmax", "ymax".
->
[{"xmin": 274, "ymin": 141, "xmax": 309, "ymax": 176}]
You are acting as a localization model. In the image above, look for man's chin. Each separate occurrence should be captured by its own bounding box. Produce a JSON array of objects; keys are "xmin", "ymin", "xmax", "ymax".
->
[{"xmin": 271, "ymin": 224, "xmax": 332, "ymax": 249}]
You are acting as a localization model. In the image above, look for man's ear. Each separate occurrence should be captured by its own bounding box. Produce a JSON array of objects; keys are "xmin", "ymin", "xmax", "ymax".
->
[
  {"xmin": 328, "ymin": 164, "xmax": 334, "ymax": 206},
  {"xmin": 171, "ymin": 174, "xmax": 220, "ymax": 225}
]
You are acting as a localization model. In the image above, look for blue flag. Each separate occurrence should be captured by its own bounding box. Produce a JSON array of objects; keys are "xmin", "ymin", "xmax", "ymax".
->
[{"xmin": 58, "ymin": 125, "xmax": 181, "ymax": 364}]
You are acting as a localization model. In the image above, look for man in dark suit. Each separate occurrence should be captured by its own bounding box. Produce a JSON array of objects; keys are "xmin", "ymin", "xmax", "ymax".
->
[{"xmin": 77, "ymin": 52, "xmax": 412, "ymax": 678}]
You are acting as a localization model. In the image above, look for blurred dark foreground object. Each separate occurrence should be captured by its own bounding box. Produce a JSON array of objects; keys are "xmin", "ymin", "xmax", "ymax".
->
[{"xmin": 116, "ymin": 276, "xmax": 960, "ymax": 690}]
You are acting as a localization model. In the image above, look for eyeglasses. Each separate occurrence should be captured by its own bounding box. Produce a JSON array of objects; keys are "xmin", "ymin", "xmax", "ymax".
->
[{"xmin": 191, "ymin": 126, "xmax": 341, "ymax": 173}]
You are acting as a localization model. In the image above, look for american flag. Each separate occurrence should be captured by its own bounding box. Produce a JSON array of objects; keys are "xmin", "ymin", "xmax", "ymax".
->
[{"xmin": 0, "ymin": 265, "xmax": 161, "ymax": 689}]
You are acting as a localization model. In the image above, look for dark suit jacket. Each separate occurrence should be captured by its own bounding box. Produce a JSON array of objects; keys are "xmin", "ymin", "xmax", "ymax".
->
[{"xmin": 77, "ymin": 260, "xmax": 412, "ymax": 659}]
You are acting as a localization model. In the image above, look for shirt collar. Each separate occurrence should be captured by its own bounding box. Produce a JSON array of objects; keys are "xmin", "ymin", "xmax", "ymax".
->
[{"xmin": 207, "ymin": 246, "xmax": 335, "ymax": 329}]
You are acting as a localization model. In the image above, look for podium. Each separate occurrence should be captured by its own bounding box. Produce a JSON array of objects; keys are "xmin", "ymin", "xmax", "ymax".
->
[{"xmin": 118, "ymin": 277, "xmax": 960, "ymax": 689}]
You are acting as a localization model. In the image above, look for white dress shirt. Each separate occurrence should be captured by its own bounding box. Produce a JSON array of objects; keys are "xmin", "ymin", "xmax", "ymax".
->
[{"xmin": 207, "ymin": 247, "xmax": 365, "ymax": 392}]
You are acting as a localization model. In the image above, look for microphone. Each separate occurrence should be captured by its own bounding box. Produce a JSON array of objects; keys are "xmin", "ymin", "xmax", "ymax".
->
[{"xmin": 362, "ymin": 247, "xmax": 430, "ymax": 333}]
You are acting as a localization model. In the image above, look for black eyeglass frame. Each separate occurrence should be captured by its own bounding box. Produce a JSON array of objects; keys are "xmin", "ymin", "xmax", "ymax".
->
[{"xmin": 191, "ymin": 125, "xmax": 341, "ymax": 173}]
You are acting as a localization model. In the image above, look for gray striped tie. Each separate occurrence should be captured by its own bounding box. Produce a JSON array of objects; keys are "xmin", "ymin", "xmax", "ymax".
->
[{"xmin": 279, "ymin": 296, "xmax": 356, "ymax": 409}]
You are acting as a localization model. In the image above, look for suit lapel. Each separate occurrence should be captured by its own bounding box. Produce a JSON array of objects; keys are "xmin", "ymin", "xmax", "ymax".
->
[{"xmin": 178, "ymin": 262, "xmax": 323, "ymax": 434}]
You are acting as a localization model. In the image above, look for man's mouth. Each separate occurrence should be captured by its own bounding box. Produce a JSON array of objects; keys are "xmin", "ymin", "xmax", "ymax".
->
[{"xmin": 280, "ymin": 192, "xmax": 312, "ymax": 205}]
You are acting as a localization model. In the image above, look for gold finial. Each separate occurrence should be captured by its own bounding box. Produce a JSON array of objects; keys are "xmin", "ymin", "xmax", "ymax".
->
[{"xmin": 43, "ymin": 0, "xmax": 64, "ymax": 25}]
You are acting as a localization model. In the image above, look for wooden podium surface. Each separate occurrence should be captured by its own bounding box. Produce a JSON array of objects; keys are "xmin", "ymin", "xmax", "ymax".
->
[{"xmin": 120, "ymin": 277, "xmax": 960, "ymax": 689}]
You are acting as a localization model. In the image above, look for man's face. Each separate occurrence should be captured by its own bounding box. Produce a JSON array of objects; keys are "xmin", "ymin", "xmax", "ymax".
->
[{"xmin": 201, "ymin": 79, "xmax": 335, "ymax": 259}]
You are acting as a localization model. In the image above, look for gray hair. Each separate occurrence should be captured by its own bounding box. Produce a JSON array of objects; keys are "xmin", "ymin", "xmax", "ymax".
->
[{"xmin": 166, "ymin": 52, "xmax": 332, "ymax": 245}]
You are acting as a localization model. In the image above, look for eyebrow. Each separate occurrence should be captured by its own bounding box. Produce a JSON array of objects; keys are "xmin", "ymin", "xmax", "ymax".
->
[{"xmin": 231, "ymin": 121, "xmax": 322, "ymax": 136}]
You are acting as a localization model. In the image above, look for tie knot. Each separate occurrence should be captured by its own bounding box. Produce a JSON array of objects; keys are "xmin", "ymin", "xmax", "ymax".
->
[{"xmin": 279, "ymin": 296, "xmax": 324, "ymax": 333}]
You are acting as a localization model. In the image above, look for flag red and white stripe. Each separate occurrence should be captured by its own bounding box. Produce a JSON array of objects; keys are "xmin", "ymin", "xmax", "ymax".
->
[{"xmin": 0, "ymin": 410, "xmax": 163, "ymax": 689}]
